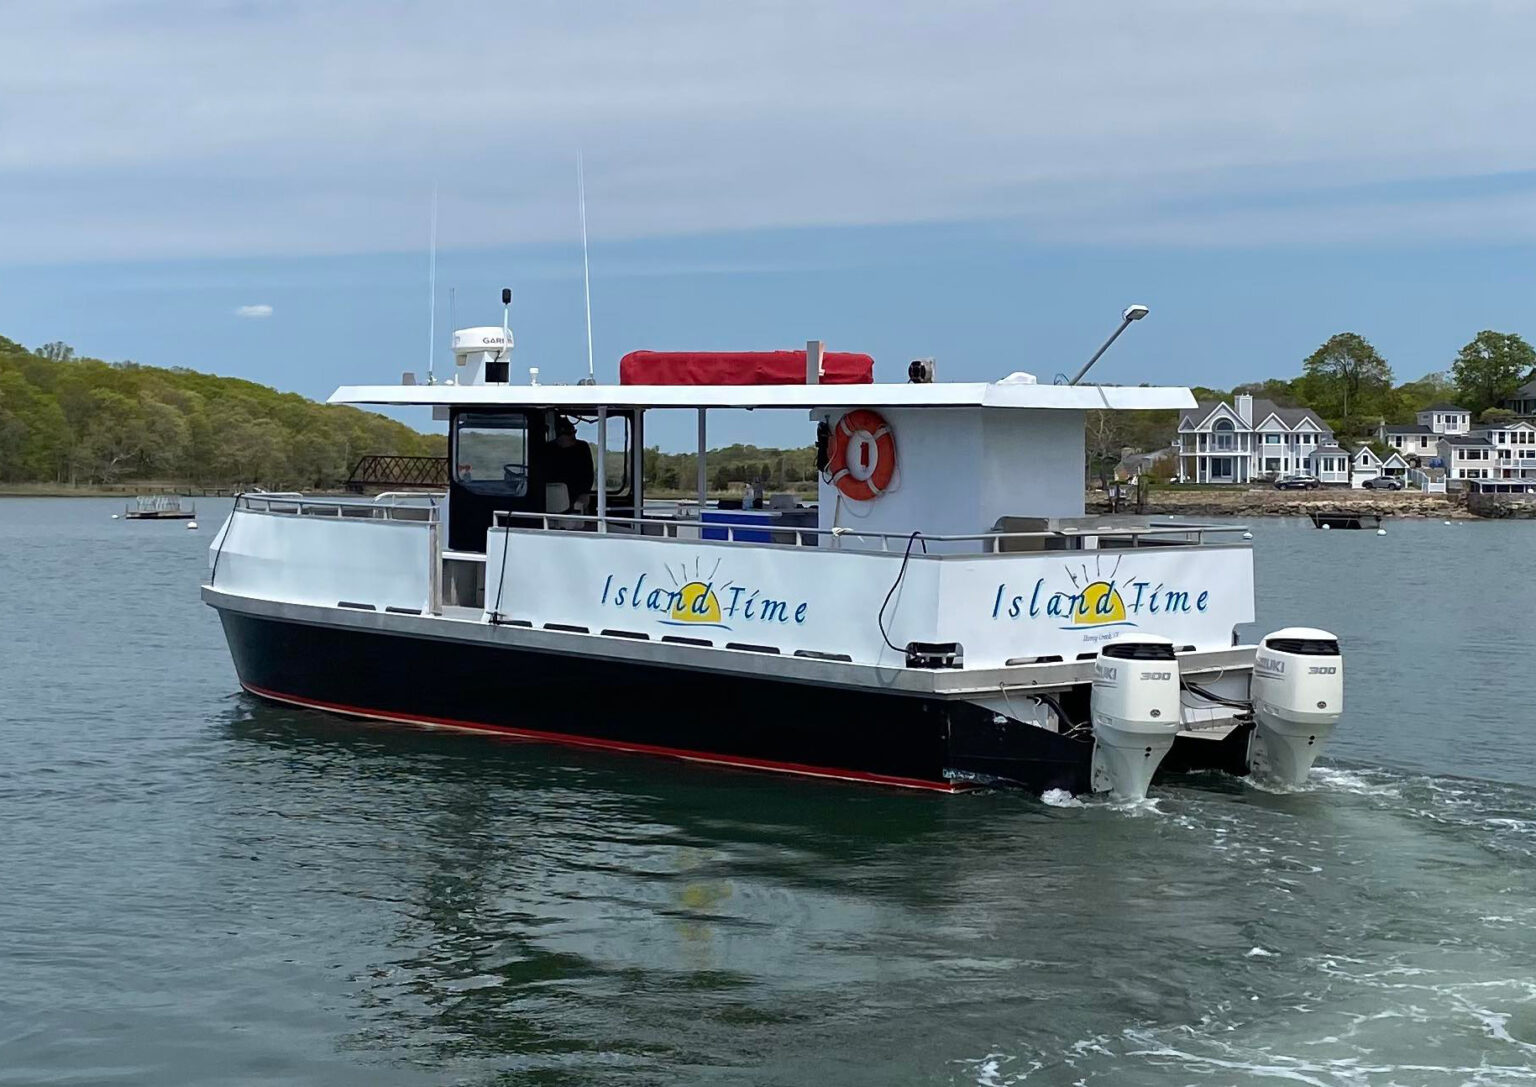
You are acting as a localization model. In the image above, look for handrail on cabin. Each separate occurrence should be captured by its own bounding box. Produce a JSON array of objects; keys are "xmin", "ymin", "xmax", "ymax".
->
[
  {"xmin": 489, "ymin": 510, "xmax": 1248, "ymax": 552},
  {"xmin": 235, "ymin": 492, "xmax": 440, "ymax": 522}
]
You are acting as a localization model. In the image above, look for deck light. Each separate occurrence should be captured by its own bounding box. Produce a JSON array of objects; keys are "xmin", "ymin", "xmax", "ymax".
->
[{"xmin": 1066, "ymin": 303, "xmax": 1150, "ymax": 385}]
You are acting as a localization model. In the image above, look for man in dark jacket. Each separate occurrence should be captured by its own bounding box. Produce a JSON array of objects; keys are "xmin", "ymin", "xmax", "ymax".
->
[{"xmin": 548, "ymin": 417, "xmax": 595, "ymax": 512}]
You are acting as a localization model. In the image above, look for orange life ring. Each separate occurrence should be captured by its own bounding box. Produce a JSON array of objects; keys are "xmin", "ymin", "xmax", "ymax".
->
[{"xmin": 827, "ymin": 409, "xmax": 896, "ymax": 501}]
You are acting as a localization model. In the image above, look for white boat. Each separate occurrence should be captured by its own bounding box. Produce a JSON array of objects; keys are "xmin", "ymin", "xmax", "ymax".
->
[{"xmin": 202, "ymin": 334, "xmax": 1343, "ymax": 799}]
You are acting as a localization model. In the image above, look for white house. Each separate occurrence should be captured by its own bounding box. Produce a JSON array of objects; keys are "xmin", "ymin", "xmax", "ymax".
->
[
  {"xmin": 1379, "ymin": 402, "xmax": 1474, "ymax": 461},
  {"xmin": 1348, "ymin": 445, "xmax": 1383, "ymax": 487},
  {"xmin": 1412, "ymin": 417, "xmax": 1536, "ymax": 485},
  {"xmin": 1177, "ymin": 395, "xmax": 1333, "ymax": 484},
  {"xmin": 1420, "ymin": 404, "xmax": 1472, "ymax": 434},
  {"xmin": 1439, "ymin": 435, "xmax": 1495, "ymax": 482},
  {"xmin": 1380, "ymin": 451, "xmax": 1409, "ymax": 479},
  {"xmin": 1310, "ymin": 444, "xmax": 1352, "ymax": 485}
]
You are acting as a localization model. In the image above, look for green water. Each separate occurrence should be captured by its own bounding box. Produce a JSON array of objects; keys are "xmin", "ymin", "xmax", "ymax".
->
[{"xmin": 2, "ymin": 501, "xmax": 1534, "ymax": 1085}]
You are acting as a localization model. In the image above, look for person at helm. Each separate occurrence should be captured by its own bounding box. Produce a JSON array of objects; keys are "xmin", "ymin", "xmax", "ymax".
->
[{"xmin": 548, "ymin": 416, "xmax": 595, "ymax": 513}]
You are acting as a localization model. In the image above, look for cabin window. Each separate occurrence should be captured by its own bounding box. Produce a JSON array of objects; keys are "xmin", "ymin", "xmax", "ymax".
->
[
  {"xmin": 602, "ymin": 416, "xmax": 631, "ymax": 494},
  {"xmin": 454, "ymin": 413, "xmax": 530, "ymax": 496}
]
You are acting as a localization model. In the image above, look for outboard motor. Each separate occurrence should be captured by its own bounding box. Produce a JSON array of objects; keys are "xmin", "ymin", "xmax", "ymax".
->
[
  {"xmin": 1248, "ymin": 627, "xmax": 1343, "ymax": 785},
  {"xmin": 1089, "ymin": 635, "xmax": 1181, "ymax": 800}
]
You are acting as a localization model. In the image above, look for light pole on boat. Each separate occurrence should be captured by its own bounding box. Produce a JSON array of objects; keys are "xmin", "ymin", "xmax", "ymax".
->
[{"xmin": 1066, "ymin": 304, "xmax": 1150, "ymax": 386}]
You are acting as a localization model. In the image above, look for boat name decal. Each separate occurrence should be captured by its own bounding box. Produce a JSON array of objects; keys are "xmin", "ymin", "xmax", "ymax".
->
[
  {"xmin": 599, "ymin": 564, "xmax": 808, "ymax": 631},
  {"xmin": 990, "ymin": 558, "xmax": 1208, "ymax": 631}
]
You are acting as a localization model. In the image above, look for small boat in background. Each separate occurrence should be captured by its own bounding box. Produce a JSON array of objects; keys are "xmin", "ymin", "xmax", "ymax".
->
[{"xmin": 125, "ymin": 495, "xmax": 196, "ymax": 520}]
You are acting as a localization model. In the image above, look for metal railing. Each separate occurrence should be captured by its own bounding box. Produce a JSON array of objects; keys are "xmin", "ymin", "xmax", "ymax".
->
[
  {"xmin": 235, "ymin": 492, "xmax": 440, "ymax": 522},
  {"xmin": 490, "ymin": 510, "xmax": 1248, "ymax": 553}
]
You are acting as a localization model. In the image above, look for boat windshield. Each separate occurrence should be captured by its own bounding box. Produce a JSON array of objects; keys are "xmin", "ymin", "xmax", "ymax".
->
[{"xmin": 454, "ymin": 412, "xmax": 529, "ymax": 496}]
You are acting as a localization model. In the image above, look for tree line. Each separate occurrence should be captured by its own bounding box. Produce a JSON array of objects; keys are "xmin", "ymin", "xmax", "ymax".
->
[
  {"xmin": 7, "ymin": 327, "xmax": 1532, "ymax": 492},
  {"xmin": 0, "ymin": 336, "xmax": 444, "ymax": 488},
  {"xmin": 641, "ymin": 444, "xmax": 819, "ymax": 493}
]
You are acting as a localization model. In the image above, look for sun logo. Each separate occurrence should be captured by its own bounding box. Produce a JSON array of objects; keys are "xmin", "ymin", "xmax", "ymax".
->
[
  {"xmin": 669, "ymin": 581, "xmax": 722, "ymax": 625},
  {"xmin": 658, "ymin": 557, "xmax": 734, "ymax": 628},
  {"xmin": 1074, "ymin": 580, "xmax": 1127, "ymax": 624},
  {"xmin": 1065, "ymin": 556, "xmax": 1132, "ymax": 626}
]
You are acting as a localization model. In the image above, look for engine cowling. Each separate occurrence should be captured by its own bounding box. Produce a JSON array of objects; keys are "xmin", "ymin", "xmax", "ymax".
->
[
  {"xmin": 1248, "ymin": 627, "xmax": 1343, "ymax": 785},
  {"xmin": 1090, "ymin": 635, "xmax": 1181, "ymax": 800}
]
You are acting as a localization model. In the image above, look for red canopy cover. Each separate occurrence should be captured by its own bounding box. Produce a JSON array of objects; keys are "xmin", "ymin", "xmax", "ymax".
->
[{"xmin": 619, "ymin": 350, "xmax": 874, "ymax": 386}]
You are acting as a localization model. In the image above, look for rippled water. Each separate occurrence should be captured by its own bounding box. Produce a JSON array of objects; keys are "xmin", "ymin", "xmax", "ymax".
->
[{"xmin": 2, "ymin": 499, "xmax": 1534, "ymax": 1085}]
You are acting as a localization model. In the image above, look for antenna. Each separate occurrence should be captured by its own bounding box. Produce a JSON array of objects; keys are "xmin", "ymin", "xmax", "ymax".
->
[
  {"xmin": 578, "ymin": 153, "xmax": 595, "ymax": 384},
  {"xmin": 425, "ymin": 185, "xmax": 438, "ymax": 385}
]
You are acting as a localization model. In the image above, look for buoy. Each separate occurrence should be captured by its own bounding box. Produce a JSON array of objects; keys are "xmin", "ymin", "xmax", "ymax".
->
[
  {"xmin": 1242, "ymin": 531, "xmax": 1254, "ymax": 540},
  {"xmin": 1443, "ymin": 520, "xmax": 1452, "ymax": 525},
  {"xmin": 1321, "ymin": 523, "xmax": 1331, "ymax": 530},
  {"xmin": 186, "ymin": 521, "xmax": 198, "ymax": 530},
  {"xmin": 110, "ymin": 514, "xmax": 119, "ymax": 519},
  {"xmin": 1376, "ymin": 528, "xmax": 1387, "ymax": 536}
]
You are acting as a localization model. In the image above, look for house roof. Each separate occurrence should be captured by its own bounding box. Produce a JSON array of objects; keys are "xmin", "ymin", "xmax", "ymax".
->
[
  {"xmin": 1381, "ymin": 452, "xmax": 1409, "ymax": 466},
  {"xmin": 1440, "ymin": 434, "xmax": 1492, "ymax": 446},
  {"xmin": 1314, "ymin": 444, "xmax": 1345, "ymax": 454},
  {"xmin": 1178, "ymin": 398, "xmax": 1327, "ymax": 431},
  {"xmin": 1507, "ymin": 378, "xmax": 1536, "ymax": 400},
  {"xmin": 1381, "ymin": 423, "xmax": 1434, "ymax": 434},
  {"xmin": 1472, "ymin": 419, "xmax": 1536, "ymax": 432},
  {"xmin": 1421, "ymin": 402, "xmax": 1468, "ymax": 413}
]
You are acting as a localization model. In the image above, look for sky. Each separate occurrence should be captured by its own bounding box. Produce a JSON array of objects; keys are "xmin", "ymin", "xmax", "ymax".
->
[{"xmin": 3, "ymin": 0, "xmax": 1536, "ymax": 448}]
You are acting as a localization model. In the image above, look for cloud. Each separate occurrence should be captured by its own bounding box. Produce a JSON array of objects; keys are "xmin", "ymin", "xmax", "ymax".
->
[
  {"xmin": 3, "ymin": 0, "xmax": 1536, "ymax": 264},
  {"xmin": 234, "ymin": 304, "xmax": 273, "ymax": 319}
]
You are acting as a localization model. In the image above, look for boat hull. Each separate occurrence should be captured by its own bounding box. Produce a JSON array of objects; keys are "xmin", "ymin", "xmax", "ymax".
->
[{"xmin": 215, "ymin": 608, "xmax": 1096, "ymax": 794}]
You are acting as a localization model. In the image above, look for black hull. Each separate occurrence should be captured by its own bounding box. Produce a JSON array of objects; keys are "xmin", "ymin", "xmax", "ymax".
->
[{"xmin": 215, "ymin": 609, "xmax": 1097, "ymax": 794}]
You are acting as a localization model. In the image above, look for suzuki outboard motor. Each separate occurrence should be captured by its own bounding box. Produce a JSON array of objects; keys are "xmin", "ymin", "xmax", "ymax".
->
[
  {"xmin": 1249, "ymin": 628, "xmax": 1343, "ymax": 785},
  {"xmin": 1090, "ymin": 635, "xmax": 1181, "ymax": 800}
]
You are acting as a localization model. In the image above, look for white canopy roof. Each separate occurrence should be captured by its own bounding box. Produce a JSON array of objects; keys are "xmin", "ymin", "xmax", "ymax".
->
[{"xmin": 328, "ymin": 381, "xmax": 1196, "ymax": 412}]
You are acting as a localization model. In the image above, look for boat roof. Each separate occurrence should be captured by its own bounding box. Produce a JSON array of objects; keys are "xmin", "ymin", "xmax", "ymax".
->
[{"xmin": 328, "ymin": 380, "xmax": 1197, "ymax": 412}]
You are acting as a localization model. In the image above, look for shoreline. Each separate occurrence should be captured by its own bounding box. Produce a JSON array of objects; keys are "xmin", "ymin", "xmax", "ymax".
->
[
  {"xmin": 0, "ymin": 484, "xmax": 1484, "ymax": 520},
  {"xmin": 1095, "ymin": 487, "xmax": 1472, "ymax": 519}
]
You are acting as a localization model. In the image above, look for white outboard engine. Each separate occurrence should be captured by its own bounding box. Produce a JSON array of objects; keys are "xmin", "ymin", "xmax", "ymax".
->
[
  {"xmin": 1248, "ymin": 627, "xmax": 1343, "ymax": 785},
  {"xmin": 1090, "ymin": 635, "xmax": 1181, "ymax": 800}
]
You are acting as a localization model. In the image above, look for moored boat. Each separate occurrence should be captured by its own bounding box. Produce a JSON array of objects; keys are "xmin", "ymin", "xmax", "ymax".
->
[
  {"xmin": 1308, "ymin": 510, "xmax": 1381, "ymax": 530},
  {"xmin": 126, "ymin": 495, "xmax": 196, "ymax": 520},
  {"xmin": 203, "ymin": 332, "xmax": 1345, "ymax": 800}
]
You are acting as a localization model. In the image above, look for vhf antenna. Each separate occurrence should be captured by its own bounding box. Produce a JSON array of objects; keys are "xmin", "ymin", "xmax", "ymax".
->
[
  {"xmin": 502, "ymin": 286, "xmax": 512, "ymax": 350},
  {"xmin": 578, "ymin": 153, "xmax": 595, "ymax": 385},
  {"xmin": 425, "ymin": 185, "xmax": 438, "ymax": 385}
]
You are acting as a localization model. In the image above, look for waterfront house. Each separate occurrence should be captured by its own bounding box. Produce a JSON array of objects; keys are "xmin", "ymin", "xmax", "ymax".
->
[
  {"xmin": 1177, "ymin": 395, "xmax": 1333, "ymax": 483},
  {"xmin": 1348, "ymin": 445, "xmax": 1383, "ymax": 488},
  {"xmin": 1501, "ymin": 378, "xmax": 1536, "ymax": 417},
  {"xmin": 1309, "ymin": 444, "xmax": 1352, "ymax": 485},
  {"xmin": 1379, "ymin": 403, "xmax": 1473, "ymax": 461},
  {"xmin": 1380, "ymin": 451, "xmax": 1409, "ymax": 479},
  {"xmin": 1414, "ymin": 418, "xmax": 1536, "ymax": 485},
  {"xmin": 1420, "ymin": 404, "xmax": 1472, "ymax": 434},
  {"xmin": 1439, "ymin": 434, "xmax": 1495, "ymax": 482},
  {"xmin": 1470, "ymin": 419, "xmax": 1536, "ymax": 480}
]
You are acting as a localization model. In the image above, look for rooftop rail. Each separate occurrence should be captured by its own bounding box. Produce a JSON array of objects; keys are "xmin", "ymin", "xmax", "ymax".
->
[
  {"xmin": 235, "ymin": 492, "xmax": 440, "ymax": 522},
  {"xmin": 490, "ymin": 510, "xmax": 1247, "ymax": 553}
]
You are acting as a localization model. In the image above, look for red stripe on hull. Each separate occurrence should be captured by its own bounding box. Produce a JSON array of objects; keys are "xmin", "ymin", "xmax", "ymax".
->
[{"xmin": 240, "ymin": 681, "xmax": 966, "ymax": 793}]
